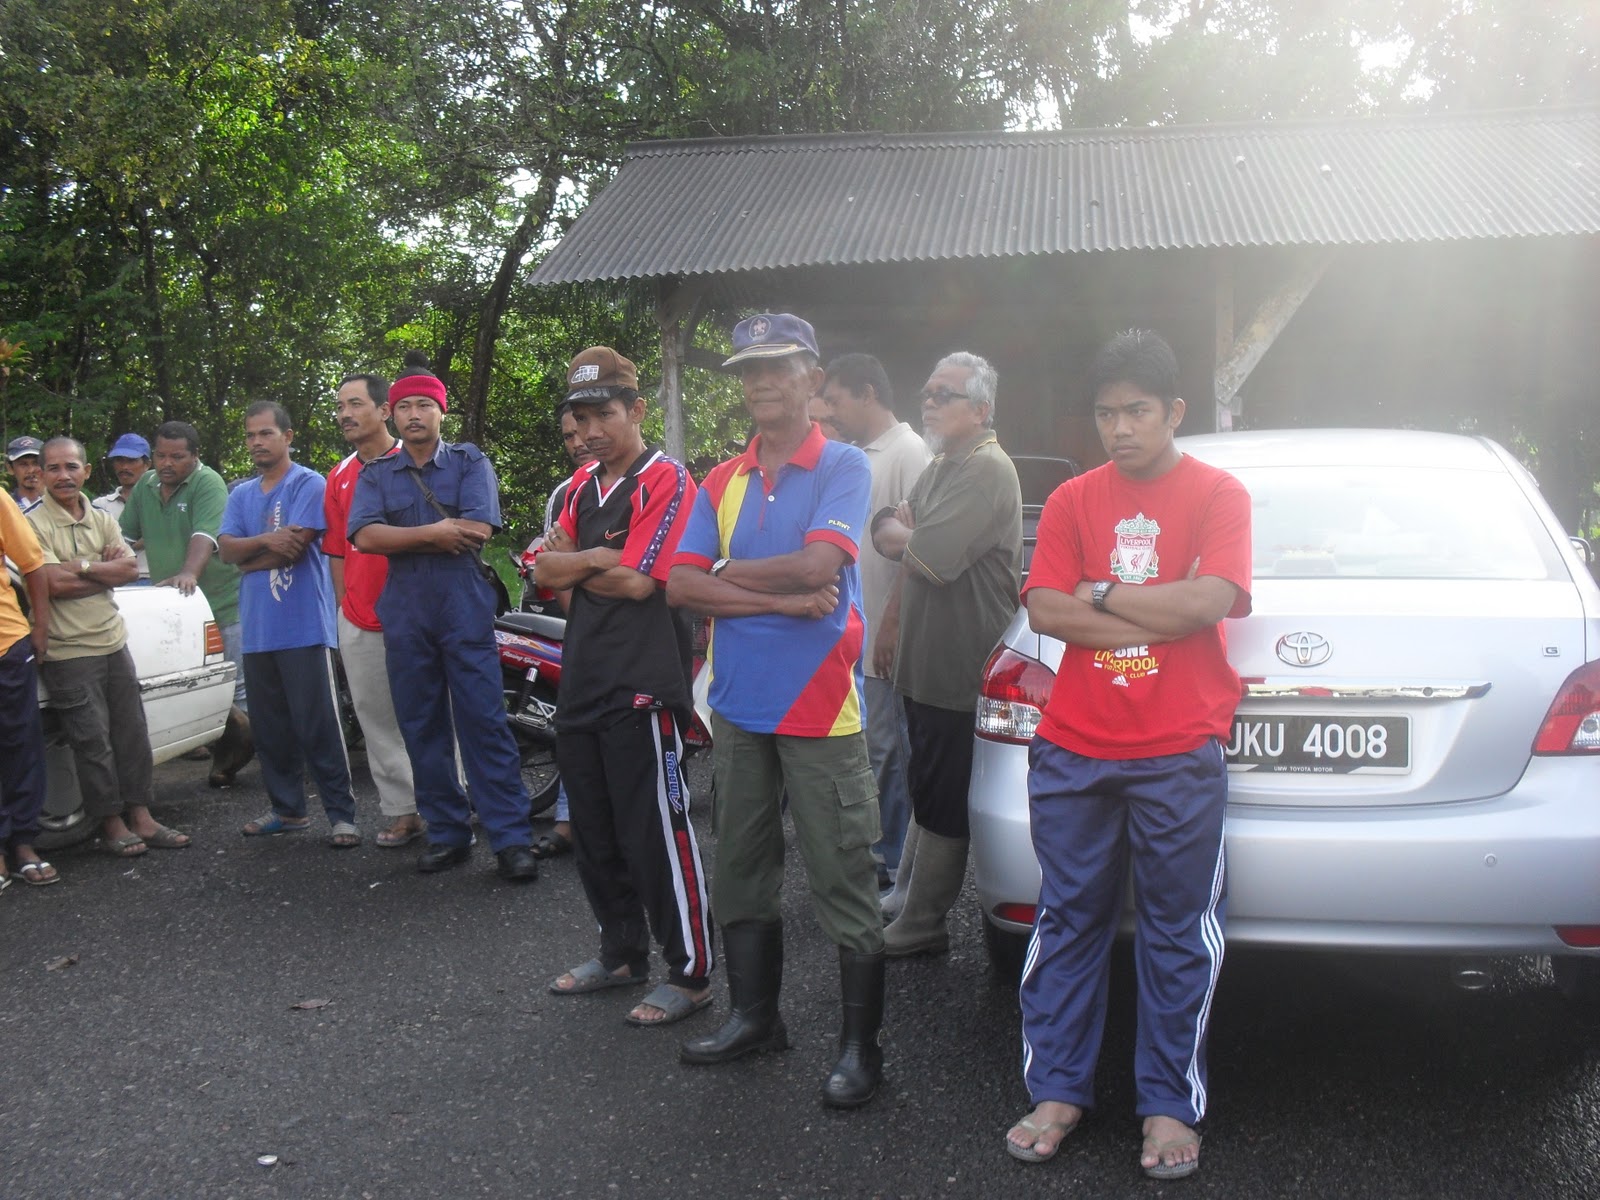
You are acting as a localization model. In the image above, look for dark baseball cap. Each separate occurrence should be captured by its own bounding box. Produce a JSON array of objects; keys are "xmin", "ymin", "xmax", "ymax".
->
[
  {"xmin": 722, "ymin": 313, "xmax": 820, "ymax": 367},
  {"xmin": 563, "ymin": 346, "xmax": 639, "ymax": 405},
  {"xmin": 6, "ymin": 435, "xmax": 42, "ymax": 461}
]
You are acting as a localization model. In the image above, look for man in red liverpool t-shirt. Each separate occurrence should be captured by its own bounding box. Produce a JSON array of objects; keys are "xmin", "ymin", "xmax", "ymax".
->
[
  {"xmin": 1004, "ymin": 331, "xmax": 1251, "ymax": 1181},
  {"xmin": 325, "ymin": 372, "xmax": 420, "ymax": 847}
]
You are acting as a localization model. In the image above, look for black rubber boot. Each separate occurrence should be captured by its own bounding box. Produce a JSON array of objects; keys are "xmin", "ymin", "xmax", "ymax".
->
[
  {"xmin": 680, "ymin": 919, "xmax": 788, "ymax": 1065},
  {"xmin": 820, "ymin": 947, "xmax": 885, "ymax": 1108}
]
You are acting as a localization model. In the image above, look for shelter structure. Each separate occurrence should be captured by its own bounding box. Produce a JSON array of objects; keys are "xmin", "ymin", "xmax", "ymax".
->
[{"xmin": 531, "ymin": 107, "xmax": 1600, "ymax": 519}]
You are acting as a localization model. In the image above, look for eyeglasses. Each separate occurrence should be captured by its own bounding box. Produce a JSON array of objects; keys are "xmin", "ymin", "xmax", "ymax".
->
[{"xmin": 920, "ymin": 388, "xmax": 970, "ymax": 405}]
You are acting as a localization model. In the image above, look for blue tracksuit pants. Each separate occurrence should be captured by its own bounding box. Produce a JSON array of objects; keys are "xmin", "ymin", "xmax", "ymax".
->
[
  {"xmin": 1019, "ymin": 737, "xmax": 1228, "ymax": 1126},
  {"xmin": 378, "ymin": 564, "xmax": 530, "ymax": 854}
]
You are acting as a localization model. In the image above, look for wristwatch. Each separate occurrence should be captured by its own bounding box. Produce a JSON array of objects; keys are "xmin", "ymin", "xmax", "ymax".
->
[
  {"xmin": 710, "ymin": 558, "xmax": 732, "ymax": 577},
  {"xmin": 77, "ymin": 558, "xmax": 93, "ymax": 578},
  {"xmin": 1091, "ymin": 580, "xmax": 1117, "ymax": 611}
]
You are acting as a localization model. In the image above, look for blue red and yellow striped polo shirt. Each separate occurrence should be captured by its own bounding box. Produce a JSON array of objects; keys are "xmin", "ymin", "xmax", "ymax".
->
[{"xmin": 674, "ymin": 423, "xmax": 871, "ymax": 737}]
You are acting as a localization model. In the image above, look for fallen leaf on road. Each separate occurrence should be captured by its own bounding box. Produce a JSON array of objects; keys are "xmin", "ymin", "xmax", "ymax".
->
[
  {"xmin": 45, "ymin": 954, "xmax": 79, "ymax": 971},
  {"xmin": 290, "ymin": 998, "xmax": 332, "ymax": 1010}
]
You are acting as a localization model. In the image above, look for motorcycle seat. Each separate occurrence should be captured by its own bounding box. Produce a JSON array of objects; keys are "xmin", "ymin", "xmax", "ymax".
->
[{"xmin": 496, "ymin": 610, "xmax": 566, "ymax": 642}]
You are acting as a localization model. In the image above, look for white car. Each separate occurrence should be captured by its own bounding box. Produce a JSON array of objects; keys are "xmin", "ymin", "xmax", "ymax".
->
[
  {"xmin": 968, "ymin": 429, "xmax": 1600, "ymax": 1006},
  {"xmin": 34, "ymin": 585, "xmax": 236, "ymax": 847}
]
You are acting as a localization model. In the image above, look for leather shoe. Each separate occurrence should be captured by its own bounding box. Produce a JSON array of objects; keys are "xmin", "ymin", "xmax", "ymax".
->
[
  {"xmin": 495, "ymin": 846, "xmax": 539, "ymax": 882},
  {"xmin": 416, "ymin": 842, "xmax": 472, "ymax": 873}
]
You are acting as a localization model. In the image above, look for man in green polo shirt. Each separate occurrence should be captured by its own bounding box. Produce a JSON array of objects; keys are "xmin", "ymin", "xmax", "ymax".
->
[
  {"xmin": 870, "ymin": 351, "xmax": 1023, "ymax": 957},
  {"xmin": 29, "ymin": 438, "xmax": 192, "ymax": 861},
  {"xmin": 120, "ymin": 419, "xmax": 252, "ymax": 785}
]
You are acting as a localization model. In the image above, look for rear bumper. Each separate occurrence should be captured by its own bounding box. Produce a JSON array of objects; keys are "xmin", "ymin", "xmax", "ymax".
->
[
  {"xmin": 969, "ymin": 738, "xmax": 1600, "ymax": 957},
  {"xmin": 143, "ymin": 662, "xmax": 237, "ymax": 763}
]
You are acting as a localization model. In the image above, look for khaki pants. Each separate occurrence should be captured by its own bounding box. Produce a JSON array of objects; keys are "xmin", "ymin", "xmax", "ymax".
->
[
  {"xmin": 710, "ymin": 716, "xmax": 884, "ymax": 954},
  {"xmin": 39, "ymin": 647, "xmax": 152, "ymax": 821},
  {"xmin": 338, "ymin": 612, "xmax": 416, "ymax": 818}
]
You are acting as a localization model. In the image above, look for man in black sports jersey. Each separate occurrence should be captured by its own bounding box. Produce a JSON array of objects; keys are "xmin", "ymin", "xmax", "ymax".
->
[{"xmin": 535, "ymin": 347, "xmax": 715, "ymax": 1026}]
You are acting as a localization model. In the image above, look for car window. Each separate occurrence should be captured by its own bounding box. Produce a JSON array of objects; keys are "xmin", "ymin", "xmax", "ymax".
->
[{"xmin": 1233, "ymin": 465, "xmax": 1566, "ymax": 580}]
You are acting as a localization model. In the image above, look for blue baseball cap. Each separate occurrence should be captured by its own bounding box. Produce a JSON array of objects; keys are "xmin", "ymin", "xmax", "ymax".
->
[
  {"xmin": 107, "ymin": 433, "xmax": 152, "ymax": 460},
  {"xmin": 6, "ymin": 435, "xmax": 42, "ymax": 461},
  {"xmin": 722, "ymin": 313, "xmax": 820, "ymax": 367}
]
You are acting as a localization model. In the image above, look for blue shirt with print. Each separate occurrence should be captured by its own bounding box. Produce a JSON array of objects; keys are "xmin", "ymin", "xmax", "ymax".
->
[{"xmin": 221, "ymin": 462, "xmax": 337, "ymax": 653}]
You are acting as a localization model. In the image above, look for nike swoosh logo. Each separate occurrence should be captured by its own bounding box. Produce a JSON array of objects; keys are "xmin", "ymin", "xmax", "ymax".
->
[{"xmin": 603, "ymin": 528, "xmax": 626, "ymax": 541}]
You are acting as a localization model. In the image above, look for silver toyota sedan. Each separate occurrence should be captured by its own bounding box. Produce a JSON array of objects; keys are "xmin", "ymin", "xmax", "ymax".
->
[{"xmin": 968, "ymin": 429, "xmax": 1600, "ymax": 1003}]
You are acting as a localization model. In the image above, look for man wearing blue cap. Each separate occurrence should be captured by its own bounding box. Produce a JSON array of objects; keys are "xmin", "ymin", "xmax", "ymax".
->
[
  {"xmin": 92, "ymin": 433, "xmax": 152, "ymax": 579},
  {"xmin": 668, "ymin": 312, "xmax": 887, "ymax": 1109}
]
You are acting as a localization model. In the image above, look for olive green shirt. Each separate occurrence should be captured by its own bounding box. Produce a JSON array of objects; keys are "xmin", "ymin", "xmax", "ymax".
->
[
  {"xmin": 892, "ymin": 431, "xmax": 1022, "ymax": 712},
  {"xmin": 27, "ymin": 493, "xmax": 129, "ymax": 661},
  {"xmin": 119, "ymin": 462, "xmax": 240, "ymax": 625}
]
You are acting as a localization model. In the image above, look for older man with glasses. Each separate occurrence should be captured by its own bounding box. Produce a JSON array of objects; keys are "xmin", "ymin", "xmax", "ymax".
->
[{"xmin": 869, "ymin": 352, "xmax": 1023, "ymax": 958}]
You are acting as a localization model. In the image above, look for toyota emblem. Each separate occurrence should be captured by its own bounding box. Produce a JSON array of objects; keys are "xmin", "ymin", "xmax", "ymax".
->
[{"xmin": 1275, "ymin": 632, "xmax": 1331, "ymax": 668}]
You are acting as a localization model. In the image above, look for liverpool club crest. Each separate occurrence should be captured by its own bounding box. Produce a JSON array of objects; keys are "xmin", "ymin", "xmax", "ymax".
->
[{"xmin": 1110, "ymin": 513, "xmax": 1161, "ymax": 583}]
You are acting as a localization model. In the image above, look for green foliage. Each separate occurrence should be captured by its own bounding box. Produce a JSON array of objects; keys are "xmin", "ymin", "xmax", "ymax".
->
[{"xmin": 1, "ymin": 0, "xmax": 1595, "ymax": 505}]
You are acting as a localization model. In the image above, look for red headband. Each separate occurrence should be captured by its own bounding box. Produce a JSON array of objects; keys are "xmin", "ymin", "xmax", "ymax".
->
[{"xmin": 391, "ymin": 374, "xmax": 448, "ymax": 413}]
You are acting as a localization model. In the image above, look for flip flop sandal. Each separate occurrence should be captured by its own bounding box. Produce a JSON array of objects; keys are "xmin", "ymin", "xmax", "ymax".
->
[
  {"xmin": 327, "ymin": 822, "xmax": 362, "ymax": 849},
  {"xmin": 531, "ymin": 831, "xmax": 573, "ymax": 860},
  {"xmin": 375, "ymin": 823, "xmax": 423, "ymax": 848},
  {"xmin": 624, "ymin": 983, "xmax": 713, "ymax": 1027},
  {"xmin": 242, "ymin": 813, "xmax": 311, "ymax": 837},
  {"xmin": 1142, "ymin": 1132, "xmax": 1202, "ymax": 1180},
  {"xmin": 103, "ymin": 833, "xmax": 148, "ymax": 858},
  {"xmin": 1006, "ymin": 1115, "xmax": 1079, "ymax": 1164},
  {"xmin": 141, "ymin": 825, "xmax": 191, "ymax": 850},
  {"xmin": 548, "ymin": 958, "xmax": 649, "ymax": 995},
  {"xmin": 17, "ymin": 861, "xmax": 60, "ymax": 887}
]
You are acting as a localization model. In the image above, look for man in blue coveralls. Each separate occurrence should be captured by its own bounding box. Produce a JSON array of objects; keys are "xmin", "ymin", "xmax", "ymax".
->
[{"xmin": 347, "ymin": 352, "xmax": 538, "ymax": 882}]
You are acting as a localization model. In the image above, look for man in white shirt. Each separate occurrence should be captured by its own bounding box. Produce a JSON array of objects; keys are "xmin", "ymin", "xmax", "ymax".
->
[{"xmin": 821, "ymin": 354, "xmax": 931, "ymax": 902}]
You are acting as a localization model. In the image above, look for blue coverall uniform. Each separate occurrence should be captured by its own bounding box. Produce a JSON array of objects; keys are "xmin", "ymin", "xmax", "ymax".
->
[{"xmin": 346, "ymin": 440, "xmax": 531, "ymax": 853}]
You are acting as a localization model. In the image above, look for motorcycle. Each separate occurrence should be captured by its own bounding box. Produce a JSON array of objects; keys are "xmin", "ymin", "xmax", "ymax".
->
[{"xmin": 495, "ymin": 548, "xmax": 712, "ymax": 819}]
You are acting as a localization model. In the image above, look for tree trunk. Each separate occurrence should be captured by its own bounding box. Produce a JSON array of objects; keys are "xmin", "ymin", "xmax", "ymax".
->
[{"xmin": 136, "ymin": 208, "xmax": 175, "ymax": 416}]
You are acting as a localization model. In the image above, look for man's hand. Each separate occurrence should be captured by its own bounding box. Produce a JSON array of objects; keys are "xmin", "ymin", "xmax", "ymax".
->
[
  {"xmin": 103, "ymin": 542, "xmax": 135, "ymax": 562},
  {"xmin": 430, "ymin": 519, "xmax": 490, "ymax": 555},
  {"xmin": 261, "ymin": 525, "xmax": 311, "ymax": 561},
  {"xmin": 779, "ymin": 581, "xmax": 839, "ymax": 620},
  {"xmin": 895, "ymin": 501, "xmax": 915, "ymax": 530},
  {"xmin": 543, "ymin": 524, "xmax": 575, "ymax": 553},
  {"xmin": 162, "ymin": 571, "xmax": 200, "ymax": 596},
  {"xmin": 872, "ymin": 616, "xmax": 899, "ymax": 677}
]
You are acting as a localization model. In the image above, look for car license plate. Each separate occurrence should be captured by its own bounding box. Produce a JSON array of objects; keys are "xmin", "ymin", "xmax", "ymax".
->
[{"xmin": 1225, "ymin": 715, "xmax": 1411, "ymax": 775}]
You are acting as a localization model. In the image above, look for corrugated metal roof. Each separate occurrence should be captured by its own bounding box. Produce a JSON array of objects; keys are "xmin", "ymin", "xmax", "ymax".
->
[{"xmin": 531, "ymin": 108, "xmax": 1600, "ymax": 285}]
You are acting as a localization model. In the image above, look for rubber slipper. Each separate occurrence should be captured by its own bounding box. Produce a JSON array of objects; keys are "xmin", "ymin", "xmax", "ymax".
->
[
  {"xmin": 532, "ymin": 831, "xmax": 573, "ymax": 860},
  {"xmin": 140, "ymin": 825, "xmax": 190, "ymax": 850},
  {"xmin": 242, "ymin": 813, "xmax": 310, "ymax": 837},
  {"xmin": 1142, "ymin": 1131, "xmax": 1202, "ymax": 1179},
  {"xmin": 548, "ymin": 958, "xmax": 649, "ymax": 995},
  {"xmin": 103, "ymin": 833, "xmax": 148, "ymax": 858},
  {"xmin": 327, "ymin": 822, "xmax": 362, "ymax": 849},
  {"xmin": 1006, "ymin": 1114, "xmax": 1079, "ymax": 1164},
  {"xmin": 375, "ymin": 822, "xmax": 423, "ymax": 848},
  {"xmin": 17, "ymin": 861, "xmax": 60, "ymax": 887},
  {"xmin": 625, "ymin": 983, "xmax": 712, "ymax": 1027}
]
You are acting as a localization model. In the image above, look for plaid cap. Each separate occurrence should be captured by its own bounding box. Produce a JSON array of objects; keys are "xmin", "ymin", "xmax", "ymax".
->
[
  {"xmin": 564, "ymin": 346, "xmax": 639, "ymax": 404},
  {"xmin": 722, "ymin": 313, "xmax": 820, "ymax": 367},
  {"xmin": 6, "ymin": 435, "xmax": 42, "ymax": 461}
]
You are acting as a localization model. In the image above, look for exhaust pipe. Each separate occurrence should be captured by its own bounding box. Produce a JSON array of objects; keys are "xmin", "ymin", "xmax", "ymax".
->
[{"xmin": 1451, "ymin": 958, "xmax": 1493, "ymax": 992}]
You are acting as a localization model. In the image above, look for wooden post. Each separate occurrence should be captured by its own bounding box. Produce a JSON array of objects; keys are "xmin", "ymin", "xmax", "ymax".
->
[
  {"xmin": 655, "ymin": 278, "xmax": 708, "ymax": 463},
  {"xmin": 1214, "ymin": 249, "xmax": 1335, "ymax": 422}
]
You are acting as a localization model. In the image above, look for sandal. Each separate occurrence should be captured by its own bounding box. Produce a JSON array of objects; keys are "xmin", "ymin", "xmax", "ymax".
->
[
  {"xmin": 327, "ymin": 822, "xmax": 362, "ymax": 849},
  {"xmin": 17, "ymin": 861, "xmax": 61, "ymax": 887},
  {"xmin": 242, "ymin": 813, "xmax": 311, "ymax": 837},
  {"xmin": 375, "ymin": 819, "xmax": 423, "ymax": 848},
  {"xmin": 1142, "ymin": 1128, "xmax": 1202, "ymax": 1180},
  {"xmin": 103, "ymin": 833, "xmax": 149, "ymax": 858},
  {"xmin": 548, "ymin": 958, "xmax": 649, "ymax": 995},
  {"xmin": 140, "ymin": 825, "xmax": 191, "ymax": 850},
  {"xmin": 531, "ymin": 830, "xmax": 573, "ymax": 860},
  {"xmin": 1006, "ymin": 1111, "xmax": 1080, "ymax": 1164},
  {"xmin": 625, "ymin": 983, "xmax": 712, "ymax": 1027}
]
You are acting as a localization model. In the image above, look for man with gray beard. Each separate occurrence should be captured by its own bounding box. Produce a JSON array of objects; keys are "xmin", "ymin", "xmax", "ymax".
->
[{"xmin": 869, "ymin": 352, "xmax": 1022, "ymax": 957}]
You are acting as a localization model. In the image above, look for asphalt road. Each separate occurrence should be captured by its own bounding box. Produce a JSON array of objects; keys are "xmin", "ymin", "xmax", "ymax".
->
[{"xmin": 3, "ymin": 751, "xmax": 1598, "ymax": 1199}]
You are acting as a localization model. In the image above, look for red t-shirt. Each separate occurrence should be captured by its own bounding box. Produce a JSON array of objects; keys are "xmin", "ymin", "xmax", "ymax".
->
[
  {"xmin": 1023, "ymin": 454, "xmax": 1253, "ymax": 760},
  {"xmin": 324, "ymin": 446, "xmax": 401, "ymax": 632}
]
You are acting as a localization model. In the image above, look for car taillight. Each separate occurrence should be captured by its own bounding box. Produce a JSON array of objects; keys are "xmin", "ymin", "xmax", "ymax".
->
[
  {"xmin": 1532, "ymin": 660, "xmax": 1600, "ymax": 754},
  {"xmin": 1555, "ymin": 926, "xmax": 1600, "ymax": 948},
  {"xmin": 975, "ymin": 645, "xmax": 1054, "ymax": 744},
  {"xmin": 204, "ymin": 621, "xmax": 224, "ymax": 658},
  {"xmin": 993, "ymin": 902, "xmax": 1038, "ymax": 927}
]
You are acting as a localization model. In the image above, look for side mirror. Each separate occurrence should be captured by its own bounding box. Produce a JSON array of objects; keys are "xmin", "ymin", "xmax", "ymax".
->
[{"xmin": 1569, "ymin": 536, "xmax": 1594, "ymax": 565}]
